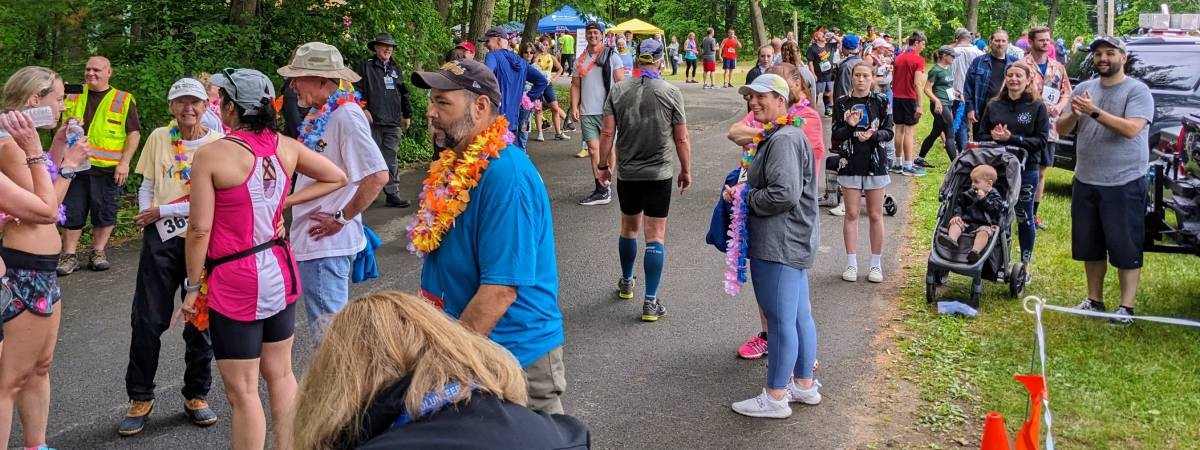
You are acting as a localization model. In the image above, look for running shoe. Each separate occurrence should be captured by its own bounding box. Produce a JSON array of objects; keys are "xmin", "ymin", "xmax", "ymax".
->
[
  {"xmin": 184, "ymin": 398, "xmax": 218, "ymax": 426},
  {"xmin": 901, "ymin": 167, "xmax": 927, "ymax": 177},
  {"xmin": 914, "ymin": 157, "xmax": 934, "ymax": 168},
  {"xmin": 737, "ymin": 334, "xmax": 768, "ymax": 359},
  {"xmin": 534, "ymin": 132, "xmax": 545, "ymax": 142},
  {"xmin": 1075, "ymin": 298, "xmax": 1106, "ymax": 312},
  {"xmin": 554, "ymin": 133, "xmax": 569, "ymax": 140},
  {"xmin": 564, "ymin": 122, "xmax": 577, "ymax": 131},
  {"xmin": 575, "ymin": 148, "xmax": 590, "ymax": 158},
  {"xmin": 785, "ymin": 379, "xmax": 822, "ymax": 405},
  {"xmin": 90, "ymin": 249, "xmax": 111, "ymax": 271},
  {"xmin": 867, "ymin": 266, "xmax": 884, "ymax": 283},
  {"xmin": 731, "ymin": 389, "xmax": 792, "ymax": 418},
  {"xmin": 578, "ymin": 188, "xmax": 612, "ymax": 206},
  {"xmin": 829, "ymin": 203, "xmax": 846, "ymax": 216},
  {"xmin": 617, "ymin": 277, "xmax": 637, "ymax": 299},
  {"xmin": 641, "ymin": 299, "xmax": 666, "ymax": 322},
  {"xmin": 1109, "ymin": 306, "xmax": 1134, "ymax": 326},
  {"xmin": 1035, "ymin": 215, "xmax": 1046, "ymax": 230},
  {"xmin": 842, "ymin": 266, "xmax": 858, "ymax": 282},
  {"xmin": 118, "ymin": 399, "xmax": 154, "ymax": 437},
  {"xmin": 56, "ymin": 253, "xmax": 79, "ymax": 276}
]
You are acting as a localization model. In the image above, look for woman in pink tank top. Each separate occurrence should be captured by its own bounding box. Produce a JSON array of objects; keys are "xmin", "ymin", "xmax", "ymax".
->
[{"xmin": 177, "ymin": 69, "xmax": 346, "ymax": 450}]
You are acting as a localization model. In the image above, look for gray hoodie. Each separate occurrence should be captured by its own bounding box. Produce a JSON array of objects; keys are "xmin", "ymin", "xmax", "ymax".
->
[{"xmin": 745, "ymin": 126, "xmax": 819, "ymax": 270}]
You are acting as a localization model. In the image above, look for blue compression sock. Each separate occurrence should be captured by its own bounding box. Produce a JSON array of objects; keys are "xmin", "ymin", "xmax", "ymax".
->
[
  {"xmin": 644, "ymin": 242, "xmax": 665, "ymax": 300},
  {"xmin": 619, "ymin": 237, "xmax": 638, "ymax": 280}
]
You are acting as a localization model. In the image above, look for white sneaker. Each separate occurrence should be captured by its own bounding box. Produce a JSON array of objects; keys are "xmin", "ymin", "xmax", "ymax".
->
[
  {"xmin": 829, "ymin": 203, "xmax": 846, "ymax": 216},
  {"xmin": 842, "ymin": 266, "xmax": 858, "ymax": 282},
  {"xmin": 868, "ymin": 266, "xmax": 884, "ymax": 283},
  {"xmin": 786, "ymin": 380, "xmax": 822, "ymax": 405},
  {"xmin": 731, "ymin": 389, "xmax": 793, "ymax": 418}
]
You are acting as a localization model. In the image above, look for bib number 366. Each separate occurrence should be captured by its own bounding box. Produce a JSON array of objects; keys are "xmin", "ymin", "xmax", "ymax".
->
[{"xmin": 156, "ymin": 216, "xmax": 188, "ymax": 240}]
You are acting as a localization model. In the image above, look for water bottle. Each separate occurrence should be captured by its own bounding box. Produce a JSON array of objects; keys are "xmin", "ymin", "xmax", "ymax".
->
[{"xmin": 65, "ymin": 119, "xmax": 90, "ymax": 171}]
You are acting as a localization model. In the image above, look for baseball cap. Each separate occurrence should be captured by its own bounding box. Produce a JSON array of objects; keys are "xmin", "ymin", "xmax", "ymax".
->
[
  {"xmin": 477, "ymin": 26, "xmax": 508, "ymax": 42},
  {"xmin": 872, "ymin": 38, "xmax": 892, "ymax": 49},
  {"xmin": 637, "ymin": 39, "xmax": 664, "ymax": 64},
  {"xmin": 411, "ymin": 59, "xmax": 502, "ymax": 107},
  {"xmin": 738, "ymin": 73, "xmax": 790, "ymax": 102},
  {"xmin": 585, "ymin": 21, "xmax": 604, "ymax": 32},
  {"xmin": 1089, "ymin": 36, "xmax": 1126, "ymax": 52},
  {"xmin": 936, "ymin": 45, "xmax": 957, "ymax": 58},
  {"xmin": 456, "ymin": 41, "xmax": 476, "ymax": 53},
  {"xmin": 210, "ymin": 68, "xmax": 276, "ymax": 116},
  {"xmin": 955, "ymin": 28, "xmax": 973, "ymax": 41},
  {"xmin": 168, "ymin": 77, "xmax": 207, "ymax": 101},
  {"xmin": 842, "ymin": 34, "xmax": 860, "ymax": 50}
]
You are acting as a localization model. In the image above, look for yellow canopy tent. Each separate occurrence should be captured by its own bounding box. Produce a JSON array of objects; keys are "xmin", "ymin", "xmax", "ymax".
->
[{"xmin": 608, "ymin": 19, "xmax": 664, "ymax": 36}]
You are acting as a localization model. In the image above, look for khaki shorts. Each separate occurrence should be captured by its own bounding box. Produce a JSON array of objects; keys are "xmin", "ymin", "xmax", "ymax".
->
[
  {"xmin": 581, "ymin": 115, "xmax": 603, "ymax": 142},
  {"xmin": 524, "ymin": 345, "xmax": 566, "ymax": 414}
]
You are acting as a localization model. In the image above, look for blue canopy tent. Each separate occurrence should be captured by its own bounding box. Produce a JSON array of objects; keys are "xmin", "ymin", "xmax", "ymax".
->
[
  {"xmin": 536, "ymin": 5, "xmax": 589, "ymax": 33},
  {"xmin": 501, "ymin": 21, "xmax": 525, "ymax": 33}
]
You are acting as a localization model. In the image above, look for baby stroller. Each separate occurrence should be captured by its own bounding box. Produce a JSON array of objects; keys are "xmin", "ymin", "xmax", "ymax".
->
[
  {"xmin": 819, "ymin": 153, "xmax": 899, "ymax": 216},
  {"xmin": 925, "ymin": 143, "xmax": 1027, "ymax": 309}
]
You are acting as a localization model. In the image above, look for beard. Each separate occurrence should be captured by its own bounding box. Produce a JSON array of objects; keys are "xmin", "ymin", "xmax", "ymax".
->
[
  {"xmin": 432, "ymin": 113, "xmax": 476, "ymax": 150},
  {"xmin": 1096, "ymin": 63, "xmax": 1120, "ymax": 77}
]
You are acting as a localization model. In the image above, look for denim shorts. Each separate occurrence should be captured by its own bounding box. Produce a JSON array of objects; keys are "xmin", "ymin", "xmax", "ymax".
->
[{"xmin": 297, "ymin": 255, "xmax": 353, "ymax": 341}]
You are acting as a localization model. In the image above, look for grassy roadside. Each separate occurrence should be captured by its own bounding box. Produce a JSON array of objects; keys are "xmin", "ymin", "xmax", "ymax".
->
[{"xmin": 893, "ymin": 105, "xmax": 1200, "ymax": 448}]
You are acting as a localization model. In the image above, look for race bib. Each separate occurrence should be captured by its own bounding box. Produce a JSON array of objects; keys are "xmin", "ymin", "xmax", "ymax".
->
[
  {"xmin": 384, "ymin": 76, "xmax": 396, "ymax": 90},
  {"xmin": 1041, "ymin": 85, "xmax": 1060, "ymax": 105},
  {"xmin": 819, "ymin": 60, "xmax": 832, "ymax": 72},
  {"xmin": 156, "ymin": 216, "xmax": 188, "ymax": 241}
]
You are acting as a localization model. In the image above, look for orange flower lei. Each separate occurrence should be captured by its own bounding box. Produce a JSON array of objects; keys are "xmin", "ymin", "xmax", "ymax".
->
[{"xmin": 407, "ymin": 116, "xmax": 512, "ymax": 256}]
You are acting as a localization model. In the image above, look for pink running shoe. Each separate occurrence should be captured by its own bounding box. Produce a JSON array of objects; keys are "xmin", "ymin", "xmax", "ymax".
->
[{"xmin": 738, "ymin": 334, "xmax": 768, "ymax": 359}]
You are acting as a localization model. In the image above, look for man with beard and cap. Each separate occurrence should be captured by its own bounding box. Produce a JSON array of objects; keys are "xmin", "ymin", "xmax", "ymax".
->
[
  {"xmin": 1055, "ymin": 36, "xmax": 1153, "ymax": 326},
  {"xmin": 411, "ymin": 58, "xmax": 566, "ymax": 413},
  {"xmin": 354, "ymin": 32, "xmax": 414, "ymax": 208},
  {"xmin": 479, "ymin": 26, "xmax": 549, "ymax": 149}
]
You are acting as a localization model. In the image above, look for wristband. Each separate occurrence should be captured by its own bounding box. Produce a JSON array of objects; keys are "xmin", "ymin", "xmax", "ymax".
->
[
  {"xmin": 25, "ymin": 155, "xmax": 47, "ymax": 166},
  {"xmin": 597, "ymin": 165, "xmax": 610, "ymax": 171},
  {"xmin": 183, "ymin": 280, "xmax": 202, "ymax": 293}
]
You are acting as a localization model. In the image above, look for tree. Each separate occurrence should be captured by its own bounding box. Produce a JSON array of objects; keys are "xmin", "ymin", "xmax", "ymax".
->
[
  {"xmin": 966, "ymin": 0, "xmax": 980, "ymax": 32},
  {"xmin": 749, "ymin": 0, "xmax": 768, "ymax": 51},
  {"xmin": 521, "ymin": 0, "xmax": 544, "ymax": 45},
  {"xmin": 434, "ymin": 0, "xmax": 453, "ymax": 23},
  {"xmin": 469, "ymin": 0, "xmax": 497, "ymax": 43},
  {"xmin": 229, "ymin": 0, "xmax": 260, "ymax": 25},
  {"xmin": 1047, "ymin": 0, "xmax": 1061, "ymax": 31}
]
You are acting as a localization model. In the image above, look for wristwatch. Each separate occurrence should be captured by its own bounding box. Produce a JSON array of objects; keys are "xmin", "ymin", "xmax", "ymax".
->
[
  {"xmin": 58, "ymin": 166, "xmax": 76, "ymax": 179},
  {"xmin": 1089, "ymin": 111, "xmax": 1101, "ymax": 119},
  {"xmin": 334, "ymin": 209, "xmax": 352, "ymax": 225}
]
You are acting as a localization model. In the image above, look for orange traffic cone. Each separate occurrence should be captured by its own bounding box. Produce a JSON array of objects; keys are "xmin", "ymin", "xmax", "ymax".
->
[{"xmin": 980, "ymin": 411, "xmax": 1012, "ymax": 450}]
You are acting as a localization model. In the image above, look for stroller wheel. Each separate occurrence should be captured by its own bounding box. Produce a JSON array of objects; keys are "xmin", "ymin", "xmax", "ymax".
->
[
  {"xmin": 884, "ymin": 195, "xmax": 898, "ymax": 216},
  {"xmin": 925, "ymin": 281, "xmax": 937, "ymax": 303},
  {"xmin": 1009, "ymin": 262, "xmax": 1028, "ymax": 298}
]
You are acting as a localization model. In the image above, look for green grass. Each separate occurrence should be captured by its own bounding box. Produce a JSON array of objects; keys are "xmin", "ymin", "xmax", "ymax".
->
[{"xmin": 895, "ymin": 107, "xmax": 1200, "ymax": 448}]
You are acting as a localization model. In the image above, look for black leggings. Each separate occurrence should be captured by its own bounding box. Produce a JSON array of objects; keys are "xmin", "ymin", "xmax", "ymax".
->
[
  {"xmin": 685, "ymin": 59, "xmax": 697, "ymax": 79},
  {"xmin": 920, "ymin": 101, "xmax": 959, "ymax": 161}
]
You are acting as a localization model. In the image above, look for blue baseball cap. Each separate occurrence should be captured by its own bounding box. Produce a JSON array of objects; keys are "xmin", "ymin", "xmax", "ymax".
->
[{"xmin": 842, "ymin": 34, "xmax": 860, "ymax": 50}]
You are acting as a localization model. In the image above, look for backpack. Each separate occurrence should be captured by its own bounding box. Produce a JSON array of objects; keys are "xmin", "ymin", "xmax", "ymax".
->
[{"xmin": 598, "ymin": 46, "xmax": 616, "ymax": 95}]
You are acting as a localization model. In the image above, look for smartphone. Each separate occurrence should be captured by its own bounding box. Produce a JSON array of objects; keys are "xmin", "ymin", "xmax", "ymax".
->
[
  {"xmin": 852, "ymin": 104, "xmax": 869, "ymax": 127},
  {"xmin": 64, "ymin": 83, "xmax": 84, "ymax": 95}
]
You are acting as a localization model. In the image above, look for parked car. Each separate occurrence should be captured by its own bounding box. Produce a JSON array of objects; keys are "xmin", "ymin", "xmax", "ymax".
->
[{"xmin": 1053, "ymin": 36, "xmax": 1200, "ymax": 170}]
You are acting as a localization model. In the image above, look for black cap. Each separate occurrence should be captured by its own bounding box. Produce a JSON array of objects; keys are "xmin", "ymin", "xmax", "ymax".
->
[
  {"xmin": 585, "ymin": 21, "xmax": 603, "ymax": 32},
  {"xmin": 1088, "ymin": 36, "xmax": 1126, "ymax": 52},
  {"xmin": 477, "ymin": 26, "xmax": 507, "ymax": 42},
  {"xmin": 411, "ymin": 59, "xmax": 502, "ymax": 108}
]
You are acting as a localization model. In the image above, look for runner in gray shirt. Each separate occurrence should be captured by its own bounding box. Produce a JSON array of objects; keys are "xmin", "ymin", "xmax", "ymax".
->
[{"xmin": 700, "ymin": 28, "xmax": 719, "ymax": 88}]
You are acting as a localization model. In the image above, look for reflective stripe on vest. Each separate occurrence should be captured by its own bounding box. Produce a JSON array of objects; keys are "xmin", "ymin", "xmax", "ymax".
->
[{"xmin": 64, "ymin": 88, "xmax": 134, "ymax": 168}]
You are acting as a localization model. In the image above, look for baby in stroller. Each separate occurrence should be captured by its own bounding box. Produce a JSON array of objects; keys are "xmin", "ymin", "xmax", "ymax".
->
[{"xmin": 937, "ymin": 165, "xmax": 1008, "ymax": 264}]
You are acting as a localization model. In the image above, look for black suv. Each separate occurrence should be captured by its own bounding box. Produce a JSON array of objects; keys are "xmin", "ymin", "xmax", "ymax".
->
[{"xmin": 1054, "ymin": 36, "xmax": 1200, "ymax": 170}]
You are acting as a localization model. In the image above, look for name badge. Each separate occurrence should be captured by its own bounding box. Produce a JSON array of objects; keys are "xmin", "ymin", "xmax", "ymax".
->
[
  {"xmin": 1041, "ymin": 85, "xmax": 1060, "ymax": 105},
  {"xmin": 156, "ymin": 216, "xmax": 188, "ymax": 241},
  {"xmin": 384, "ymin": 76, "xmax": 396, "ymax": 90},
  {"xmin": 819, "ymin": 60, "xmax": 832, "ymax": 72}
]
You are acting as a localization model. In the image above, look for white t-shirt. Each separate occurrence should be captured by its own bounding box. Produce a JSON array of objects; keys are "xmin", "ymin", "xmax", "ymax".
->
[
  {"xmin": 575, "ymin": 47, "xmax": 623, "ymax": 116},
  {"xmin": 290, "ymin": 102, "xmax": 388, "ymax": 261},
  {"xmin": 950, "ymin": 45, "xmax": 984, "ymax": 94}
]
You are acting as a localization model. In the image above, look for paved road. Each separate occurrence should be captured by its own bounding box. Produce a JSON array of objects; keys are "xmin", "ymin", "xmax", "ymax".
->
[{"xmin": 35, "ymin": 81, "xmax": 911, "ymax": 449}]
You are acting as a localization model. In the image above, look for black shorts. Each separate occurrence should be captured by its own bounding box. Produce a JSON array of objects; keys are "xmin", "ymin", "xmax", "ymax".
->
[
  {"xmin": 1071, "ymin": 178, "xmax": 1147, "ymax": 269},
  {"xmin": 1039, "ymin": 142, "xmax": 1056, "ymax": 167},
  {"xmin": 209, "ymin": 302, "xmax": 296, "ymax": 360},
  {"xmin": 893, "ymin": 98, "xmax": 919, "ymax": 125},
  {"xmin": 63, "ymin": 168, "xmax": 121, "ymax": 229},
  {"xmin": 617, "ymin": 178, "xmax": 673, "ymax": 218}
]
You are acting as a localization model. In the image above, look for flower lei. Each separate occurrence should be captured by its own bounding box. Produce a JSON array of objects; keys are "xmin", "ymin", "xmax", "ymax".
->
[
  {"xmin": 724, "ymin": 114, "xmax": 806, "ymax": 296},
  {"xmin": 406, "ymin": 116, "xmax": 514, "ymax": 256},
  {"xmin": 298, "ymin": 85, "xmax": 363, "ymax": 152},
  {"xmin": 167, "ymin": 121, "xmax": 191, "ymax": 181}
]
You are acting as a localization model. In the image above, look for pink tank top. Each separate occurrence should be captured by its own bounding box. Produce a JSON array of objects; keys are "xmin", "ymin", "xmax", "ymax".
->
[{"xmin": 206, "ymin": 130, "xmax": 299, "ymax": 321}]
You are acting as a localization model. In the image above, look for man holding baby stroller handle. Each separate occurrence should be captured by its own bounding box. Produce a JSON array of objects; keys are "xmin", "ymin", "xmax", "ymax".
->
[{"xmin": 1055, "ymin": 36, "xmax": 1154, "ymax": 326}]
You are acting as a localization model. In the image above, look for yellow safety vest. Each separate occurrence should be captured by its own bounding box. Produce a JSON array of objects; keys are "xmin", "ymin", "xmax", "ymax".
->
[{"xmin": 63, "ymin": 87, "xmax": 135, "ymax": 168}]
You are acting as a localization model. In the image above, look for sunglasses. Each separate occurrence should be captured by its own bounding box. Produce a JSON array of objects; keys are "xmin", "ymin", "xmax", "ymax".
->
[{"xmin": 221, "ymin": 67, "xmax": 240, "ymax": 101}]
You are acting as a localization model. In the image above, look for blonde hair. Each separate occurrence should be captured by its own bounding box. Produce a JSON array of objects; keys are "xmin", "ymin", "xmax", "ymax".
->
[
  {"xmin": 292, "ymin": 291, "xmax": 529, "ymax": 450},
  {"xmin": 196, "ymin": 72, "xmax": 213, "ymax": 88},
  {"xmin": 766, "ymin": 63, "xmax": 812, "ymax": 107},
  {"xmin": 2, "ymin": 66, "xmax": 61, "ymax": 112},
  {"xmin": 971, "ymin": 164, "xmax": 998, "ymax": 183}
]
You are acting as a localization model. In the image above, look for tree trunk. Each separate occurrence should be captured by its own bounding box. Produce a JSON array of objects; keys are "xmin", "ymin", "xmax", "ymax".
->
[
  {"xmin": 469, "ymin": 0, "xmax": 497, "ymax": 47},
  {"xmin": 434, "ymin": 0, "xmax": 453, "ymax": 23},
  {"xmin": 724, "ymin": 0, "xmax": 737, "ymax": 35},
  {"xmin": 965, "ymin": 0, "xmax": 979, "ymax": 33},
  {"xmin": 710, "ymin": 0, "xmax": 720, "ymax": 31},
  {"xmin": 229, "ymin": 0, "xmax": 259, "ymax": 25},
  {"xmin": 1047, "ymin": 0, "xmax": 1060, "ymax": 31},
  {"xmin": 508, "ymin": 0, "xmax": 516, "ymax": 23},
  {"xmin": 521, "ymin": 0, "xmax": 544, "ymax": 45},
  {"xmin": 749, "ymin": 0, "xmax": 768, "ymax": 51}
]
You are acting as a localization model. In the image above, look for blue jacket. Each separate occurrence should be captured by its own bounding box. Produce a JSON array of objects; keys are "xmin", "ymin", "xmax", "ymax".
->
[
  {"xmin": 963, "ymin": 52, "xmax": 1019, "ymax": 117},
  {"xmin": 705, "ymin": 168, "xmax": 742, "ymax": 253},
  {"xmin": 352, "ymin": 225, "xmax": 381, "ymax": 283},
  {"xmin": 484, "ymin": 49, "xmax": 548, "ymax": 131}
]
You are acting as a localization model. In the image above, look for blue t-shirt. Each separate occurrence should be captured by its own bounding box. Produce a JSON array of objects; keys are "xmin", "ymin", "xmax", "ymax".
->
[{"xmin": 419, "ymin": 145, "xmax": 563, "ymax": 367}]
